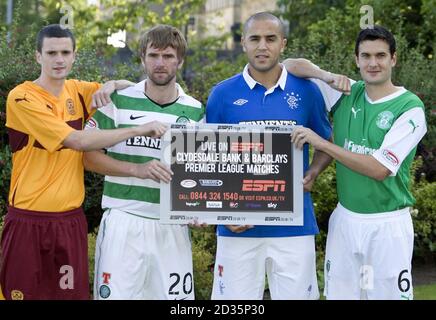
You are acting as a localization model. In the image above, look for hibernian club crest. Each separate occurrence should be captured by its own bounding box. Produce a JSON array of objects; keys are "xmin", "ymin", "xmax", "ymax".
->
[{"xmin": 376, "ymin": 111, "xmax": 394, "ymax": 129}]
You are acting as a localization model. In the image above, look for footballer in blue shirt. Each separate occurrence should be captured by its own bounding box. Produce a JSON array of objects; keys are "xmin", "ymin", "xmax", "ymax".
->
[{"xmin": 206, "ymin": 12, "xmax": 346, "ymax": 300}]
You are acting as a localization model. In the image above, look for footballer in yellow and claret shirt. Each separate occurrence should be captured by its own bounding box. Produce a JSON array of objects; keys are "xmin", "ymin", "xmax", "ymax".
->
[{"xmin": 6, "ymin": 79, "xmax": 100, "ymax": 212}]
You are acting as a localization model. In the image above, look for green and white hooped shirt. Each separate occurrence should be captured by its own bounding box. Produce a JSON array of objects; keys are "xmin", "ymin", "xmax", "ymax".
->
[
  {"xmin": 85, "ymin": 80, "xmax": 205, "ymax": 219},
  {"xmin": 329, "ymin": 81, "xmax": 427, "ymax": 213}
]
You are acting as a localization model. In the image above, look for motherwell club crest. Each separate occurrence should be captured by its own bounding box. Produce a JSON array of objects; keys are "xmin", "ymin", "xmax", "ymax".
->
[{"xmin": 66, "ymin": 98, "xmax": 75, "ymax": 115}]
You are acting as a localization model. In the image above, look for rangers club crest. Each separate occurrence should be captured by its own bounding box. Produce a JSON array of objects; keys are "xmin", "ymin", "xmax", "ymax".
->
[{"xmin": 284, "ymin": 92, "xmax": 301, "ymax": 110}]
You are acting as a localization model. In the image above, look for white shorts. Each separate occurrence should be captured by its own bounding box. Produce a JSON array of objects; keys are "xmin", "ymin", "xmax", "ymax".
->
[
  {"xmin": 324, "ymin": 203, "xmax": 414, "ymax": 300},
  {"xmin": 212, "ymin": 235, "xmax": 319, "ymax": 300},
  {"xmin": 93, "ymin": 209, "xmax": 194, "ymax": 300}
]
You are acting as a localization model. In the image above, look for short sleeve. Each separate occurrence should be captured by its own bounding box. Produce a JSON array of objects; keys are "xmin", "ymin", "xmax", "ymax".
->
[
  {"xmin": 196, "ymin": 105, "xmax": 206, "ymax": 123},
  {"xmin": 372, "ymin": 107, "xmax": 427, "ymax": 175},
  {"xmin": 307, "ymin": 83, "xmax": 332, "ymax": 140},
  {"xmin": 309, "ymin": 78, "xmax": 356, "ymax": 112},
  {"xmin": 206, "ymin": 86, "xmax": 223, "ymax": 124},
  {"xmin": 72, "ymin": 80, "xmax": 101, "ymax": 121},
  {"xmin": 6, "ymin": 89, "xmax": 74, "ymax": 153},
  {"xmin": 85, "ymin": 102, "xmax": 117, "ymax": 131}
]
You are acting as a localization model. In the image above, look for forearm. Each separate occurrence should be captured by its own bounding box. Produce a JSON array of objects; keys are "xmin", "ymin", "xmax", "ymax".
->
[
  {"xmin": 317, "ymin": 140, "xmax": 390, "ymax": 181},
  {"xmin": 84, "ymin": 150, "xmax": 137, "ymax": 177},
  {"xmin": 282, "ymin": 58, "xmax": 331, "ymax": 81},
  {"xmin": 113, "ymin": 79, "xmax": 135, "ymax": 89},
  {"xmin": 91, "ymin": 80, "xmax": 134, "ymax": 108},
  {"xmin": 310, "ymin": 149, "xmax": 334, "ymax": 176},
  {"xmin": 63, "ymin": 126, "xmax": 140, "ymax": 152}
]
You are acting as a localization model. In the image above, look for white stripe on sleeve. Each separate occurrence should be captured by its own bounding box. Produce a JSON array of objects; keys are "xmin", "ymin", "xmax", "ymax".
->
[
  {"xmin": 309, "ymin": 78, "xmax": 355, "ymax": 112},
  {"xmin": 372, "ymin": 107, "xmax": 427, "ymax": 176}
]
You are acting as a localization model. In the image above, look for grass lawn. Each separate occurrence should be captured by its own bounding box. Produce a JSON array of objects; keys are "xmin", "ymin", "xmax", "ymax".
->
[
  {"xmin": 314, "ymin": 283, "xmax": 436, "ymax": 300},
  {"xmin": 414, "ymin": 283, "xmax": 436, "ymax": 300}
]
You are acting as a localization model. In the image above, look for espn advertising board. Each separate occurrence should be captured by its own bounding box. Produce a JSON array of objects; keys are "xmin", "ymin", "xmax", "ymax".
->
[{"xmin": 160, "ymin": 123, "xmax": 303, "ymax": 226}]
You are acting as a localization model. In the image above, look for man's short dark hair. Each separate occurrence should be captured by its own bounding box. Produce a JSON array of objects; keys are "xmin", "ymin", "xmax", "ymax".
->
[
  {"xmin": 36, "ymin": 24, "xmax": 76, "ymax": 53},
  {"xmin": 355, "ymin": 26, "xmax": 396, "ymax": 56},
  {"xmin": 243, "ymin": 12, "xmax": 286, "ymax": 38}
]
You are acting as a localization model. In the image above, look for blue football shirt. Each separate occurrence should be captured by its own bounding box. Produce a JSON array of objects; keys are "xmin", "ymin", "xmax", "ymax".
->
[{"xmin": 206, "ymin": 64, "xmax": 332, "ymax": 237}]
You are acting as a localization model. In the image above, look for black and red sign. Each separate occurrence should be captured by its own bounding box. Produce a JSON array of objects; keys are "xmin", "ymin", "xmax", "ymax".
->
[{"xmin": 160, "ymin": 124, "xmax": 303, "ymax": 226}]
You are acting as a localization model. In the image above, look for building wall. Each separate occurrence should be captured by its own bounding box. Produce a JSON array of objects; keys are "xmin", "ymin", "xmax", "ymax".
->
[
  {"xmin": 240, "ymin": 0, "xmax": 276, "ymax": 23},
  {"xmin": 195, "ymin": 0, "xmax": 278, "ymax": 49}
]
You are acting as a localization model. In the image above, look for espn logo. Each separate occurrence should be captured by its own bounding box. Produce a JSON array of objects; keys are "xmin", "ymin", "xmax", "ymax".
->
[
  {"xmin": 170, "ymin": 215, "xmax": 186, "ymax": 220},
  {"xmin": 217, "ymin": 125, "xmax": 233, "ymax": 130},
  {"xmin": 230, "ymin": 142, "xmax": 264, "ymax": 152},
  {"xmin": 242, "ymin": 180, "xmax": 286, "ymax": 192},
  {"xmin": 264, "ymin": 126, "xmax": 281, "ymax": 131},
  {"xmin": 217, "ymin": 216, "xmax": 233, "ymax": 221},
  {"xmin": 265, "ymin": 217, "xmax": 281, "ymax": 221}
]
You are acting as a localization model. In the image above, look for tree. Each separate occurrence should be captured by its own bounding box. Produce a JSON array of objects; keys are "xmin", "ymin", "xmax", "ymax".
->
[
  {"xmin": 281, "ymin": 0, "xmax": 435, "ymax": 54},
  {"xmin": 278, "ymin": 0, "xmax": 346, "ymax": 38},
  {"xmin": 281, "ymin": 0, "xmax": 435, "ymax": 181}
]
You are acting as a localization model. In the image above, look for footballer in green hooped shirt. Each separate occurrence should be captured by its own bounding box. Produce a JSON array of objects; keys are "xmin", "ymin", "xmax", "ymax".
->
[{"xmin": 286, "ymin": 26, "xmax": 427, "ymax": 300}]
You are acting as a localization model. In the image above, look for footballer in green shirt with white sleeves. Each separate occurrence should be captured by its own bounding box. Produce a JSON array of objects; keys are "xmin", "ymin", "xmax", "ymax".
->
[{"xmin": 286, "ymin": 26, "xmax": 427, "ymax": 300}]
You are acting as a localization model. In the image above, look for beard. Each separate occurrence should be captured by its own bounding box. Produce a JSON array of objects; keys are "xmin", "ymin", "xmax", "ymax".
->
[{"xmin": 147, "ymin": 70, "xmax": 177, "ymax": 86}]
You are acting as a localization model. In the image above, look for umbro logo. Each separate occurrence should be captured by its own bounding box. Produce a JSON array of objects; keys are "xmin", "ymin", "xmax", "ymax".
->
[
  {"xmin": 130, "ymin": 114, "xmax": 146, "ymax": 120},
  {"xmin": 233, "ymin": 99, "xmax": 248, "ymax": 106}
]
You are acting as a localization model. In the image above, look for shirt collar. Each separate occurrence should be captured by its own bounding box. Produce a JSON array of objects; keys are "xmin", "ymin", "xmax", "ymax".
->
[
  {"xmin": 365, "ymin": 87, "xmax": 406, "ymax": 104},
  {"xmin": 133, "ymin": 79, "xmax": 186, "ymax": 97},
  {"xmin": 242, "ymin": 63, "xmax": 287, "ymax": 91}
]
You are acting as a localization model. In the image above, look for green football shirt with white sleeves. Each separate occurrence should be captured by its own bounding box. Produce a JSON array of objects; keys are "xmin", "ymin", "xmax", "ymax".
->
[
  {"xmin": 331, "ymin": 81, "xmax": 427, "ymax": 213},
  {"xmin": 85, "ymin": 80, "xmax": 204, "ymax": 219}
]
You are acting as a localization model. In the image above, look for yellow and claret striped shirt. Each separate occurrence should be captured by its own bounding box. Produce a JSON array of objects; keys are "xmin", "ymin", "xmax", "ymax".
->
[{"xmin": 6, "ymin": 79, "xmax": 101, "ymax": 212}]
